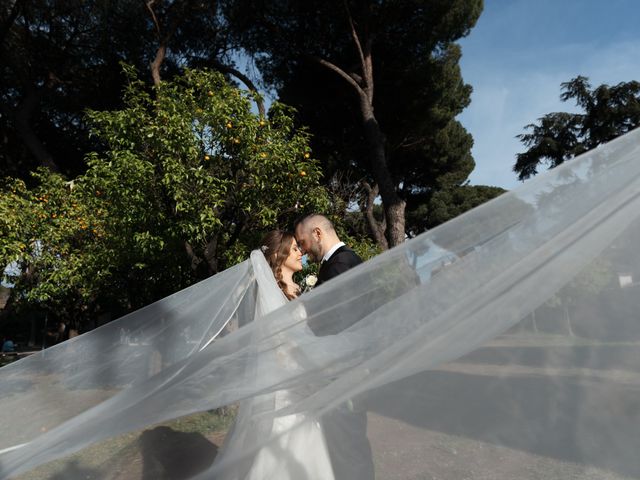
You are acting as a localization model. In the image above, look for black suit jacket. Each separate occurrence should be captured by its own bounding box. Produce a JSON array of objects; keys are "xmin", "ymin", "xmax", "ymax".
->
[
  {"xmin": 317, "ymin": 245, "xmax": 363, "ymax": 287},
  {"xmin": 308, "ymin": 245, "xmax": 363, "ymax": 336},
  {"xmin": 313, "ymin": 245, "xmax": 375, "ymax": 479}
]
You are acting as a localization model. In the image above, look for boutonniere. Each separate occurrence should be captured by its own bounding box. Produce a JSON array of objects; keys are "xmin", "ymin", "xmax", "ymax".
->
[{"xmin": 302, "ymin": 274, "xmax": 317, "ymax": 293}]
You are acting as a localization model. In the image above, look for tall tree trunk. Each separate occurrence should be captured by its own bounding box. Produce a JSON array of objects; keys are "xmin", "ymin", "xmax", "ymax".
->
[
  {"xmin": 315, "ymin": 6, "xmax": 407, "ymax": 249},
  {"xmin": 150, "ymin": 43, "xmax": 166, "ymax": 87},
  {"xmin": 145, "ymin": 0, "xmax": 181, "ymax": 87},
  {"xmin": 146, "ymin": 0, "xmax": 168, "ymax": 87},
  {"xmin": 15, "ymin": 85, "xmax": 59, "ymax": 172},
  {"xmin": 184, "ymin": 241, "xmax": 202, "ymax": 271},
  {"xmin": 203, "ymin": 236, "xmax": 219, "ymax": 274},
  {"xmin": 359, "ymin": 97, "xmax": 405, "ymax": 247},
  {"xmin": 361, "ymin": 182, "xmax": 388, "ymax": 249},
  {"xmin": 347, "ymin": 4, "xmax": 405, "ymax": 248}
]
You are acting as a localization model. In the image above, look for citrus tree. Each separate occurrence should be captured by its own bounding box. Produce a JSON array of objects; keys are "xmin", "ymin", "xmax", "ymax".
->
[{"xmin": 0, "ymin": 68, "xmax": 330, "ymax": 328}]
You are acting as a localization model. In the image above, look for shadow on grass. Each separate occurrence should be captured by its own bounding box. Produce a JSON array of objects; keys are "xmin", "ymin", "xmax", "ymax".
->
[
  {"xmin": 47, "ymin": 460, "xmax": 102, "ymax": 480},
  {"xmin": 140, "ymin": 426, "xmax": 218, "ymax": 479}
]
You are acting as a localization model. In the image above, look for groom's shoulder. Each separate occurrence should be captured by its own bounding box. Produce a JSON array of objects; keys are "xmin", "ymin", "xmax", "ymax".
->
[
  {"xmin": 330, "ymin": 245, "xmax": 363, "ymax": 266},
  {"xmin": 318, "ymin": 245, "xmax": 363, "ymax": 284}
]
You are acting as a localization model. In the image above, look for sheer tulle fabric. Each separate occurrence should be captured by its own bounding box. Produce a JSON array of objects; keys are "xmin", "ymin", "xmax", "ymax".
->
[
  {"xmin": 2, "ymin": 128, "xmax": 640, "ymax": 479},
  {"xmin": 214, "ymin": 251, "xmax": 335, "ymax": 480}
]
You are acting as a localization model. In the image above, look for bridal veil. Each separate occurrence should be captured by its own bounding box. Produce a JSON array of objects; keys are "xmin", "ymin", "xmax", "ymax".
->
[{"xmin": 2, "ymin": 127, "xmax": 640, "ymax": 478}]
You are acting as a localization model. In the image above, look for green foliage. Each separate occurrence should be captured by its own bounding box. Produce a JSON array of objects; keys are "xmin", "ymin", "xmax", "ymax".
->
[
  {"xmin": 546, "ymin": 258, "xmax": 615, "ymax": 309},
  {"xmin": 347, "ymin": 238, "xmax": 381, "ymax": 263},
  {"xmin": 0, "ymin": 68, "xmax": 330, "ymax": 326},
  {"xmin": 2, "ymin": 0, "xmax": 489, "ymax": 248},
  {"xmin": 0, "ymin": 0, "xmax": 236, "ymax": 178},
  {"xmin": 223, "ymin": 0, "xmax": 483, "ymax": 242},
  {"xmin": 406, "ymin": 184, "xmax": 505, "ymax": 236},
  {"xmin": 515, "ymin": 76, "xmax": 640, "ymax": 180}
]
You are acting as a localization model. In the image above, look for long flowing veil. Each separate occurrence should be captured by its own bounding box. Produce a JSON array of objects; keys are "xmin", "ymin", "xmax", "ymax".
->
[{"xmin": 2, "ymin": 127, "xmax": 640, "ymax": 479}]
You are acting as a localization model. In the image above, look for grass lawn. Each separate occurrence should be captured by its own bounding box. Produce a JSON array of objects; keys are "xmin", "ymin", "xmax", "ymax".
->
[{"xmin": 14, "ymin": 407, "xmax": 236, "ymax": 480}]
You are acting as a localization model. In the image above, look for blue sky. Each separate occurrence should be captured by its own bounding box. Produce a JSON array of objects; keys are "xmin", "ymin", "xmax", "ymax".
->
[{"xmin": 458, "ymin": 0, "xmax": 640, "ymax": 189}]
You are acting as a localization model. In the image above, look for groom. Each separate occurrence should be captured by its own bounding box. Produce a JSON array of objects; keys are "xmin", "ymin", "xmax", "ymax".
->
[
  {"xmin": 294, "ymin": 213, "xmax": 375, "ymax": 480},
  {"xmin": 294, "ymin": 213, "xmax": 362, "ymax": 288}
]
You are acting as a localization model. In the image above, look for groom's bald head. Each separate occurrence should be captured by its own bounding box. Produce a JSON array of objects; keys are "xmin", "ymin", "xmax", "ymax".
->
[
  {"xmin": 295, "ymin": 214, "xmax": 335, "ymax": 233},
  {"xmin": 294, "ymin": 214, "xmax": 340, "ymax": 263}
]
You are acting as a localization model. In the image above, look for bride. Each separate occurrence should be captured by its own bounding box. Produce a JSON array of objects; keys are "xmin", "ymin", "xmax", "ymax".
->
[
  {"xmin": 214, "ymin": 230, "xmax": 336, "ymax": 480},
  {"xmin": 260, "ymin": 229, "xmax": 304, "ymax": 301}
]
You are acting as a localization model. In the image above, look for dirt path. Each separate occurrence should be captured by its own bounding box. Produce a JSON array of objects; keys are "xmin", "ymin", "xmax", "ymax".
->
[
  {"xmin": 15, "ymin": 340, "xmax": 640, "ymax": 479},
  {"xmin": 368, "ymin": 413, "xmax": 633, "ymax": 480}
]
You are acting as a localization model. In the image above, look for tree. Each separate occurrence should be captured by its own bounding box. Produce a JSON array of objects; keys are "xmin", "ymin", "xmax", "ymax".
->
[
  {"xmin": 515, "ymin": 76, "xmax": 640, "ymax": 180},
  {"xmin": 546, "ymin": 258, "xmax": 615, "ymax": 337},
  {"xmin": 406, "ymin": 184, "xmax": 505, "ymax": 237},
  {"xmin": 223, "ymin": 0, "xmax": 483, "ymax": 248},
  {"xmin": 0, "ymin": 0, "xmax": 249, "ymax": 180},
  {"xmin": 0, "ymin": 68, "xmax": 330, "ymax": 328},
  {"xmin": 1, "ymin": 0, "xmax": 152, "ymax": 177}
]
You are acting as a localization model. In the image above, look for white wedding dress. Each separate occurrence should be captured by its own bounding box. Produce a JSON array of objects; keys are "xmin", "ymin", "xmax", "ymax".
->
[{"xmin": 213, "ymin": 251, "xmax": 336, "ymax": 480}]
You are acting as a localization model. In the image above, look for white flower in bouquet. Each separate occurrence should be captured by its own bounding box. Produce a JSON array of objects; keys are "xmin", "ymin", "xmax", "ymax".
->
[{"xmin": 303, "ymin": 274, "xmax": 318, "ymax": 292}]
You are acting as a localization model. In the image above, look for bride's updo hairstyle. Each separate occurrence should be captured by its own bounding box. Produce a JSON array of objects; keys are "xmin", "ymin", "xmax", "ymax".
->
[{"xmin": 260, "ymin": 230, "xmax": 299, "ymax": 300}]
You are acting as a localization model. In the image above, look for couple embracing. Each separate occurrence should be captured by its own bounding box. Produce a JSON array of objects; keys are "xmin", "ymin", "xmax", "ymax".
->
[
  {"xmin": 217, "ymin": 213, "xmax": 374, "ymax": 480},
  {"xmin": 263, "ymin": 213, "xmax": 363, "ymax": 298}
]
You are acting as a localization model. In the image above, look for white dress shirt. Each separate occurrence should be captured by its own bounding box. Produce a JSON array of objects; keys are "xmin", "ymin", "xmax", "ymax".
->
[{"xmin": 322, "ymin": 242, "xmax": 345, "ymax": 264}]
